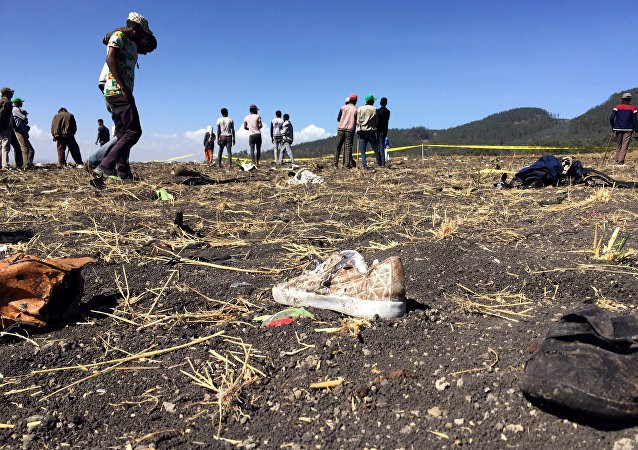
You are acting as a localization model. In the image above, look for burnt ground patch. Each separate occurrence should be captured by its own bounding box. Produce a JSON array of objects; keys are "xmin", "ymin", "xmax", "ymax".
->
[{"xmin": 1, "ymin": 155, "xmax": 638, "ymax": 449}]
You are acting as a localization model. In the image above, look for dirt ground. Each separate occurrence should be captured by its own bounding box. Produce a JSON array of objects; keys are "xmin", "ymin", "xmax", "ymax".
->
[{"xmin": 1, "ymin": 153, "xmax": 638, "ymax": 450}]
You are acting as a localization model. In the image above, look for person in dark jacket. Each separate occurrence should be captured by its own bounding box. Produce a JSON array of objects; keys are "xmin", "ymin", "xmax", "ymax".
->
[
  {"xmin": 51, "ymin": 107, "xmax": 84, "ymax": 168},
  {"xmin": 95, "ymin": 119, "xmax": 110, "ymax": 146},
  {"xmin": 376, "ymin": 97, "xmax": 390, "ymax": 165},
  {"xmin": 0, "ymin": 87, "xmax": 14, "ymax": 169},
  {"xmin": 11, "ymin": 98, "xmax": 35, "ymax": 168},
  {"xmin": 610, "ymin": 92, "xmax": 638, "ymax": 166},
  {"xmin": 203, "ymin": 125, "xmax": 215, "ymax": 162}
]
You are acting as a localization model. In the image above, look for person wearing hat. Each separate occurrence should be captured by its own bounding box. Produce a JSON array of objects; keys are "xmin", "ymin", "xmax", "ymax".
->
[
  {"xmin": 0, "ymin": 87, "xmax": 14, "ymax": 169},
  {"xmin": 356, "ymin": 94, "xmax": 383, "ymax": 169},
  {"xmin": 610, "ymin": 92, "xmax": 638, "ymax": 166},
  {"xmin": 93, "ymin": 11, "xmax": 155, "ymax": 181},
  {"xmin": 243, "ymin": 104, "xmax": 263, "ymax": 165},
  {"xmin": 334, "ymin": 94, "xmax": 358, "ymax": 168},
  {"xmin": 11, "ymin": 98, "xmax": 35, "ymax": 169}
]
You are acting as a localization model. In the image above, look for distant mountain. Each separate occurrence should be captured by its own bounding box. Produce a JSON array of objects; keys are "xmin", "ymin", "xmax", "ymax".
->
[{"xmin": 289, "ymin": 88, "xmax": 638, "ymax": 158}]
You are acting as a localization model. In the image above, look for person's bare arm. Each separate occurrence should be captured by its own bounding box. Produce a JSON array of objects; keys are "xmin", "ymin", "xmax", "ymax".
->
[
  {"xmin": 106, "ymin": 46, "xmax": 132, "ymax": 101},
  {"xmin": 243, "ymin": 120, "xmax": 248, "ymax": 131},
  {"xmin": 258, "ymin": 117, "xmax": 263, "ymax": 129},
  {"xmin": 217, "ymin": 124, "xmax": 222, "ymax": 145}
]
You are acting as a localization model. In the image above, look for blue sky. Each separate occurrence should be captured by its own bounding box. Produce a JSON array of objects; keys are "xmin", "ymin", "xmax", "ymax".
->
[{"xmin": 3, "ymin": 0, "xmax": 637, "ymax": 162}]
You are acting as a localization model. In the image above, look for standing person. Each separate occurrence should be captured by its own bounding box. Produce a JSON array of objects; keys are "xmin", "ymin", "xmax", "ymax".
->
[
  {"xmin": 94, "ymin": 12, "xmax": 155, "ymax": 180},
  {"xmin": 334, "ymin": 94, "xmax": 358, "ymax": 168},
  {"xmin": 11, "ymin": 98, "xmax": 35, "ymax": 169},
  {"xmin": 0, "ymin": 87, "xmax": 14, "ymax": 170},
  {"xmin": 51, "ymin": 107, "xmax": 84, "ymax": 168},
  {"xmin": 203, "ymin": 125, "xmax": 215, "ymax": 163},
  {"xmin": 376, "ymin": 97, "xmax": 390, "ymax": 166},
  {"xmin": 356, "ymin": 94, "xmax": 382, "ymax": 169},
  {"xmin": 95, "ymin": 119, "xmax": 110, "ymax": 146},
  {"xmin": 243, "ymin": 104, "xmax": 263, "ymax": 166},
  {"xmin": 279, "ymin": 113, "xmax": 295, "ymax": 166},
  {"xmin": 216, "ymin": 108, "xmax": 235, "ymax": 168},
  {"xmin": 610, "ymin": 92, "xmax": 638, "ymax": 167},
  {"xmin": 270, "ymin": 111, "xmax": 284, "ymax": 164}
]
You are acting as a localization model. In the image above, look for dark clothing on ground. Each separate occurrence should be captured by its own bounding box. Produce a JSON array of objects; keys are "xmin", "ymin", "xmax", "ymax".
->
[
  {"xmin": 376, "ymin": 106, "xmax": 390, "ymax": 134},
  {"xmin": 249, "ymin": 133, "xmax": 262, "ymax": 164},
  {"xmin": 98, "ymin": 94, "xmax": 141, "ymax": 176},
  {"xmin": 97, "ymin": 124, "xmax": 110, "ymax": 146},
  {"xmin": 334, "ymin": 129, "xmax": 355, "ymax": 168},
  {"xmin": 56, "ymin": 136, "xmax": 83, "ymax": 166}
]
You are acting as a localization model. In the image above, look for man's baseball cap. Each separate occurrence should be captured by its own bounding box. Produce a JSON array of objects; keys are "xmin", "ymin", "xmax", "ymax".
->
[
  {"xmin": 249, "ymin": 104, "xmax": 259, "ymax": 110},
  {"xmin": 365, "ymin": 94, "xmax": 377, "ymax": 102},
  {"xmin": 349, "ymin": 94, "xmax": 358, "ymax": 102},
  {"xmin": 622, "ymin": 92, "xmax": 632, "ymax": 99},
  {"xmin": 11, "ymin": 97, "xmax": 24, "ymax": 104},
  {"xmin": 1, "ymin": 87, "xmax": 14, "ymax": 95},
  {"xmin": 127, "ymin": 12, "xmax": 152, "ymax": 35}
]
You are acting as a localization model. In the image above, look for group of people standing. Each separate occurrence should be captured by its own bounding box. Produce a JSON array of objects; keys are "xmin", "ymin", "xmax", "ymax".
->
[
  {"xmin": 203, "ymin": 105, "xmax": 295, "ymax": 167},
  {"xmin": 0, "ymin": 87, "xmax": 35, "ymax": 170},
  {"xmin": 335, "ymin": 94, "xmax": 390, "ymax": 169}
]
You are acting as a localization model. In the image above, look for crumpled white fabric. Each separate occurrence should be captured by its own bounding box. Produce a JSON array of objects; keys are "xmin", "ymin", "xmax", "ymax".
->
[
  {"xmin": 287, "ymin": 168, "xmax": 325, "ymax": 185},
  {"xmin": 241, "ymin": 162, "xmax": 256, "ymax": 171}
]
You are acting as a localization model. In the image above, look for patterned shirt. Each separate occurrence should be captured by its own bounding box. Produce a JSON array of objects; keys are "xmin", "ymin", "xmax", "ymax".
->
[{"xmin": 103, "ymin": 31, "xmax": 138, "ymax": 97}]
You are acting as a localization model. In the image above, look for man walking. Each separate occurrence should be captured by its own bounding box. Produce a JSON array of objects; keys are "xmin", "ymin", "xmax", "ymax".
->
[
  {"xmin": 356, "ymin": 94, "xmax": 383, "ymax": 169},
  {"xmin": 11, "ymin": 98, "xmax": 35, "ymax": 169},
  {"xmin": 244, "ymin": 104, "xmax": 263, "ymax": 165},
  {"xmin": 0, "ymin": 87, "xmax": 14, "ymax": 169},
  {"xmin": 279, "ymin": 113, "xmax": 295, "ymax": 166},
  {"xmin": 334, "ymin": 94, "xmax": 358, "ymax": 168},
  {"xmin": 51, "ymin": 107, "xmax": 84, "ymax": 168},
  {"xmin": 610, "ymin": 92, "xmax": 638, "ymax": 166},
  {"xmin": 376, "ymin": 97, "xmax": 390, "ymax": 165},
  {"xmin": 94, "ymin": 11, "xmax": 154, "ymax": 180},
  {"xmin": 95, "ymin": 119, "xmax": 110, "ymax": 146},
  {"xmin": 216, "ymin": 108, "xmax": 235, "ymax": 168},
  {"xmin": 271, "ymin": 111, "xmax": 284, "ymax": 164}
]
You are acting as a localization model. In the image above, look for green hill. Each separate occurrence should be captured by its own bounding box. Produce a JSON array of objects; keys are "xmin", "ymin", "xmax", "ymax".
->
[{"xmin": 288, "ymin": 88, "xmax": 638, "ymax": 158}]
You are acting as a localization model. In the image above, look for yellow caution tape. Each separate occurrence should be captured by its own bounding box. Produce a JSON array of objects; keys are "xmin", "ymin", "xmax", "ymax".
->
[{"xmin": 164, "ymin": 142, "xmax": 618, "ymax": 164}]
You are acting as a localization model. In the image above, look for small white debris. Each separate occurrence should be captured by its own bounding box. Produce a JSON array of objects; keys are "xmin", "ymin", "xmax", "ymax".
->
[{"xmin": 434, "ymin": 377, "xmax": 450, "ymax": 391}]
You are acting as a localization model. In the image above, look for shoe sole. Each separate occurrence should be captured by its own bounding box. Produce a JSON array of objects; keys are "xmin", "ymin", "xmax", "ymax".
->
[{"xmin": 272, "ymin": 285, "xmax": 405, "ymax": 319}]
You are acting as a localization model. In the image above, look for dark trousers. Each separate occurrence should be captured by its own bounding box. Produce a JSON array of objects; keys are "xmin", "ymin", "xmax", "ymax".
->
[
  {"xmin": 100, "ymin": 94, "xmax": 141, "ymax": 173},
  {"xmin": 249, "ymin": 134, "xmax": 262, "ymax": 164},
  {"xmin": 334, "ymin": 129, "xmax": 355, "ymax": 167},
  {"xmin": 56, "ymin": 135, "xmax": 83, "ymax": 166},
  {"xmin": 376, "ymin": 132, "xmax": 387, "ymax": 166},
  {"xmin": 218, "ymin": 136, "xmax": 233, "ymax": 167}
]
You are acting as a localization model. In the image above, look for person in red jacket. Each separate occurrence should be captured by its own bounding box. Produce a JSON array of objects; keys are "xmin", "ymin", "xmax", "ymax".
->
[{"xmin": 610, "ymin": 92, "xmax": 638, "ymax": 166}]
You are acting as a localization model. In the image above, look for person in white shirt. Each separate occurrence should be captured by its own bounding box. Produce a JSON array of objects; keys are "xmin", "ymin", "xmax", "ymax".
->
[
  {"xmin": 270, "ymin": 110, "xmax": 284, "ymax": 164},
  {"xmin": 243, "ymin": 104, "xmax": 263, "ymax": 165},
  {"xmin": 216, "ymin": 108, "xmax": 235, "ymax": 168}
]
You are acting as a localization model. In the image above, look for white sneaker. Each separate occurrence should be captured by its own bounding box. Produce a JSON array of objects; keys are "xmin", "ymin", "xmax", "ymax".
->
[{"xmin": 272, "ymin": 251, "xmax": 406, "ymax": 318}]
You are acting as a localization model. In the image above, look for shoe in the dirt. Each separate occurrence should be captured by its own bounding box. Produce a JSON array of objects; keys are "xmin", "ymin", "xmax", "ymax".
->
[{"xmin": 272, "ymin": 250, "xmax": 406, "ymax": 318}]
